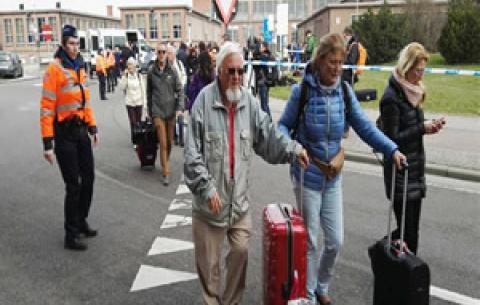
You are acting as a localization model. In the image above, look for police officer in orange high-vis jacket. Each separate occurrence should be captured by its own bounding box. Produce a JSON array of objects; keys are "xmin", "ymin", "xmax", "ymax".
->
[
  {"xmin": 106, "ymin": 49, "xmax": 116, "ymax": 93},
  {"xmin": 96, "ymin": 48, "xmax": 107, "ymax": 100},
  {"xmin": 40, "ymin": 25, "xmax": 99, "ymax": 251}
]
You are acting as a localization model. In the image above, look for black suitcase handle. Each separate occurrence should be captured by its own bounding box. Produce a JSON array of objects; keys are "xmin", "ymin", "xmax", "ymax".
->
[{"xmin": 387, "ymin": 161, "xmax": 409, "ymax": 256}]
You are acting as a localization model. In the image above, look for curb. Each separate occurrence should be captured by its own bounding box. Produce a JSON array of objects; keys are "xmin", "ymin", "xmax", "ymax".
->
[
  {"xmin": 0, "ymin": 75, "xmax": 41, "ymax": 84},
  {"xmin": 345, "ymin": 151, "xmax": 480, "ymax": 182}
]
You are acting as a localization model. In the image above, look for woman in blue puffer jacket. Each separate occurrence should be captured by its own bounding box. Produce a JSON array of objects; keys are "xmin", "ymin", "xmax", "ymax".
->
[{"xmin": 278, "ymin": 33, "xmax": 406, "ymax": 305}]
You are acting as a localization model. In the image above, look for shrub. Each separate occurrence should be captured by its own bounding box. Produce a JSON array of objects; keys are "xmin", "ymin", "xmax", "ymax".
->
[{"xmin": 438, "ymin": 0, "xmax": 480, "ymax": 64}]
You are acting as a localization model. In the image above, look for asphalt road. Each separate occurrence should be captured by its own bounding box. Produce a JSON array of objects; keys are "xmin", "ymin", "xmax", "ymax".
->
[{"xmin": 0, "ymin": 78, "xmax": 478, "ymax": 305}]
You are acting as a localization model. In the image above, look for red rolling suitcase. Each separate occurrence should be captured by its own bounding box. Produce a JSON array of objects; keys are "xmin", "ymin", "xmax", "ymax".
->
[
  {"xmin": 368, "ymin": 163, "xmax": 430, "ymax": 305},
  {"xmin": 263, "ymin": 168, "xmax": 308, "ymax": 305},
  {"xmin": 263, "ymin": 203, "xmax": 307, "ymax": 305}
]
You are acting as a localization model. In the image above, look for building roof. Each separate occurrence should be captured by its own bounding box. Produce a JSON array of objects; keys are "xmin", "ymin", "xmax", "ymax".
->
[
  {"xmin": 0, "ymin": 9, "xmax": 120, "ymax": 21},
  {"xmin": 298, "ymin": 0, "xmax": 448, "ymax": 28},
  {"xmin": 118, "ymin": 5, "xmax": 221, "ymax": 24}
]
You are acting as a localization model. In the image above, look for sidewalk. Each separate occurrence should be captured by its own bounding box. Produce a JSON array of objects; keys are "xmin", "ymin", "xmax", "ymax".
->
[{"xmin": 269, "ymin": 97, "xmax": 480, "ymax": 182}]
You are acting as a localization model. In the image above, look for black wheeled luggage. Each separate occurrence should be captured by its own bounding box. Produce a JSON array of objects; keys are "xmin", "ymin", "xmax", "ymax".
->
[
  {"xmin": 368, "ymin": 163, "xmax": 430, "ymax": 305},
  {"xmin": 133, "ymin": 121, "xmax": 157, "ymax": 167}
]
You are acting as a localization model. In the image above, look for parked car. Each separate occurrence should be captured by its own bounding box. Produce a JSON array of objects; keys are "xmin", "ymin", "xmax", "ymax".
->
[{"xmin": 0, "ymin": 51, "xmax": 23, "ymax": 78}]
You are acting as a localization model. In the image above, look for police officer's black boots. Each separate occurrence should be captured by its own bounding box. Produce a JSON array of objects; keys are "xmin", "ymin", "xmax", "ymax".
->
[
  {"xmin": 80, "ymin": 222, "xmax": 98, "ymax": 238},
  {"xmin": 64, "ymin": 236, "xmax": 87, "ymax": 251}
]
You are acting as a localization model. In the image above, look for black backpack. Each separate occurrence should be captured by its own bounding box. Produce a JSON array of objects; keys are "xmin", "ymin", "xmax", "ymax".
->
[{"xmin": 290, "ymin": 80, "xmax": 352, "ymax": 140}]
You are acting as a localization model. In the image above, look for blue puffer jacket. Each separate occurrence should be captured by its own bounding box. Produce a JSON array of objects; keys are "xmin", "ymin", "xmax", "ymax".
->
[{"xmin": 278, "ymin": 66, "xmax": 398, "ymax": 190}]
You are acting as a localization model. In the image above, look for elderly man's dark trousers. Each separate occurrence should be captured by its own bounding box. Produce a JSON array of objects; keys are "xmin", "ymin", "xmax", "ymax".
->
[{"xmin": 54, "ymin": 128, "xmax": 95, "ymax": 240}]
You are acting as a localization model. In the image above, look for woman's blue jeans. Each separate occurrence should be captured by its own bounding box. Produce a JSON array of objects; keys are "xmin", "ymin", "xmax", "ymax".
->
[{"xmin": 294, "ymin": 177, "xmax": 343, "ymax": 300}]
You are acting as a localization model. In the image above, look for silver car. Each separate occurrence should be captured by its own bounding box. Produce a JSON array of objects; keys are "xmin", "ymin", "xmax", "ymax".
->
[{"xmin": 0, "ymin": 52, "xmax": 23, "ymax": 78}]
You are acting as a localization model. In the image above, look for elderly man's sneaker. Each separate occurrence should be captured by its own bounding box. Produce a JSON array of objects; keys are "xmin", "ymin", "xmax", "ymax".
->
[{"xmin": 163, "ymin": 176, "xmax": 169, "ymax": 186}]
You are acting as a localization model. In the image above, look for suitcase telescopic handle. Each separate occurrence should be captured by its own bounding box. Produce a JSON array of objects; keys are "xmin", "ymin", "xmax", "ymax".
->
[
  {"xmin": 298, "ymin": 167, "xmax": 304, "ymax": 217},
  {"xmin": 387, "ymin": 161, "xmax": 409, "ymax": 255}
]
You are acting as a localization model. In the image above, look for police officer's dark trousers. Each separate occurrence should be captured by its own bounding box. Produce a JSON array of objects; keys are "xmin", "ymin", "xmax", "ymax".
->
[
  {"xmin": 54, "ymin": 122, "xmax": 95, "ymax": 240},
  {"xmin": 98, "ymin": 72, "xmax": 106, "ymax": 99}
]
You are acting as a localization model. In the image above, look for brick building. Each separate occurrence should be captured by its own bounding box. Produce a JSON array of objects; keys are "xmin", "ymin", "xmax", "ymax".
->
[
  {"xmin": 118, "ymin": 4, "xmax": 222, "ymax": 45},
  {"xmin": 0, "ymin": 7, "xmax": 119, "ymax": 58}
]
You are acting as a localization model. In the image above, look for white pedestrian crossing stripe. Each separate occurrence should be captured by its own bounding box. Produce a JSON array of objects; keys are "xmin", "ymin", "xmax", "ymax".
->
[
  {"xmin": 160, "ymin": 214, "xmax": 192, "ymax": 229},
  {"xmin": 168, "ymin": 198, "xmax": 192, "ymax": 211},
  {"xmin": 148, "ymin": 237, "xmax": 194, "ymax": 256},
  {"xmin": 175, "ymin": 184, "xmax": 190, "ymax": 195},
  {"xmin": 130, "ymin": 265, "xmax": 197, "ymax": 292}
]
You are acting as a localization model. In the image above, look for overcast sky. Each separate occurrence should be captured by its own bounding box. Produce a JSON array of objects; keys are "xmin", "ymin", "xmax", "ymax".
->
[{"xmin": 0, "ymin": 0, "xmax": 193, "ymax": 18}]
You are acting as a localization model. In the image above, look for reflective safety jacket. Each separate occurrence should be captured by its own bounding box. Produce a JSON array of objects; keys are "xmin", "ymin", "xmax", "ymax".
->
[
  {"xmin": 40, "ymin": 49, "xmax": 97, "ymax": 150},
  {"xmin": 107, "ymin": 52, "xmax": 115, "ymax": 68},
  {"xmin": 96, "ymin": 55, "xmax": 107, "ymax": 75}
]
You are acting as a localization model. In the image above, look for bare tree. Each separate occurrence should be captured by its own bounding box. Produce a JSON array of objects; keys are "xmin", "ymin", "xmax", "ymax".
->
[{"xmin": 404, "ymin": 0, "xmax": 447, "ymax": 51}]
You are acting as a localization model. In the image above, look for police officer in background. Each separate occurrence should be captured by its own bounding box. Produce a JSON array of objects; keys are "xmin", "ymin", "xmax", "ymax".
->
[{"xmin": 40, "ymin": 25, "xmax": 99, "ymax": 251}]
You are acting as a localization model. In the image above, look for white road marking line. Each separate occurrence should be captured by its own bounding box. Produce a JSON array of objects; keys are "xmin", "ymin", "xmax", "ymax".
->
[
  {"xmin": 160, "ymin": 214, "xmax": 192, "ymax": 229},
  {"xmin": 130, "ymin": 265, "xmax": 197, "ymax": 292},
  {"xmin": 338, "ymin": 257, "xmax": 480, "ymax": 304},
  {"xmin": 430, "ymin": 286, "xmax": 480, "ymax": 305},
  {"xmin": 95, "ymin": 169, "xmax": 171, "ymax": 205},
  {"xmin": 147, "ymin": 237, "xmax": 194, "ymax": 256},
  {"xmin": 344, "ymin": 161, "xmax": 480, "ymax": 195},
  {"xmin": 175, "ymin": 184, "xmax": 190, "ymax": 195},
  {"xmin": 168, "ymin": 198, "xmax": 192, "ymax": 211}
]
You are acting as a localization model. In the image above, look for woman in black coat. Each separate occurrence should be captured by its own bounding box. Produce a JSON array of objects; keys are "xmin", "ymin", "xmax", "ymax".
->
[{"xmin": 379, "ymin": 42, "xmax": 446, "ymax": 254}]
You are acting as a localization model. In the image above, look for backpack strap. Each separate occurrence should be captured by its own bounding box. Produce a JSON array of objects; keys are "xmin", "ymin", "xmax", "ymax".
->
[
  {"xmin": 290, "ymin": 80, "xmax": 309, "ymax": 139},
  {"xmin": 341, "ymin": 81, "xmax": 351, "ymax": 121}
]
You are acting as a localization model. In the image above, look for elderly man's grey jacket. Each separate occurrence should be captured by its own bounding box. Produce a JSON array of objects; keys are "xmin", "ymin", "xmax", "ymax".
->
[{"xmin": 184, "ymin": 80, "xmax": 303, "ymax": 227}]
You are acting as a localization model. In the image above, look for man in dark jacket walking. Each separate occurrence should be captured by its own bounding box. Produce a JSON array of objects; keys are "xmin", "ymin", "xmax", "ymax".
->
[
  {"xmin": 342, "ymin": 26, "xmax": 359, "ymax": 85},
  {"xmin": 147, "ymin": 43, "xmax": 185, "ymax": 186}
]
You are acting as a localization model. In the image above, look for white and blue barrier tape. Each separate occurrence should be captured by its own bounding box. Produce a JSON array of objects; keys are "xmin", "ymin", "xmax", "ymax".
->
[{"xmin": 246, "ymin": 60, "xmax": 480, "ymax": 77}]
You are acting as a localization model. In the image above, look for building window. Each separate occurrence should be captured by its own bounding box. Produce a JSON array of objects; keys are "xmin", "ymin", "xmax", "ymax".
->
[
  {"xmin": 253, "ymin": 1, "xmax": 264, "ymax": 19},
  {"xmin": 37, "ymin": 17, "xmax": 46, "ymax": 42},
  {"xmin": 27, "ymin": 17, "xmax": 35, "ymax": 43},
  {"xmin": 172, "ymin": 13, "xmax": 181, "ymax": 39},
  {"xmin": 161, "ymin": 13, "xmax": 169, "ymax": 39},
  {"xmin": 61, "ymin": 17, "xmax": 66, "ymax": 27},
  {"xmin": 253, "ymin": 0, "xmax": 275, "ymax": 19},
  {"xmin": 137, "ymin": 14, "xmax": 146, "ymax": 38},
  {"xmin": 48, "ymin": 17, "xmax": 58, "ymax": 42},
  {"xmin": 126, "ymin": 14, "xmax": 134, "ymax": 29},
  {"xmin": 288, "ymin": 0, "xmax": 307, "ymax": 19},
  {"xmin": 4, "ymin": 19, "xmax": 13, "ymax": 44},
  {"xmin": 149, "ymin": 12, "xmax": 158, "ymax": 39},
  {"xmin": 15, "ymin": 18, "xmax": 25, "ymax": 43},
  {"xmin": 235, "ymin": 1, "xmax": 248, "ymax": 21},
  {"xmin": 227, "ymin": 27, "xmax": 239, "ymax": 42},
  {"xmin": 351, "ymin": 14, "xmax": 361, "ymax": 23},
  {"xmin": 313, "ymin": 0, "xmax": 325, "ymax": 11}
]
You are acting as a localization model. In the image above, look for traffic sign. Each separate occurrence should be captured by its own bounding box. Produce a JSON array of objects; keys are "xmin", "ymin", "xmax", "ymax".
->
[
  {"xmin": 42, "ymin": 24, "xmax": 52, "ymax": 41},
  {"xmin": 215, "ymin": 0, "xmax": 238, "ymax": 25}
]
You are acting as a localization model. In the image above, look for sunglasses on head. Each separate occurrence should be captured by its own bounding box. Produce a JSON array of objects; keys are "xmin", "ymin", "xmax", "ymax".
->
[
  {"xmin": 157, "ymin": 50, "xmax": 166, "ymax": 54},
  {"xmin": 226, "ymin": 68, "xmax": 244, "ymax": 76}
]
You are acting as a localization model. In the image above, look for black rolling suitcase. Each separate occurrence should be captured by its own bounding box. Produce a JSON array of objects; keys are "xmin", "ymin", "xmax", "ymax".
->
[
  {"xmin": 355, "ymin": 89, "xmax": 377, "ymax": 102},
  {"xmin": 368, "ymin": 163, "xmax": 430, "ymax": 305},
  {"xmin": 133, "ymin": 121, "xmax": 157, "ymax": 167}
]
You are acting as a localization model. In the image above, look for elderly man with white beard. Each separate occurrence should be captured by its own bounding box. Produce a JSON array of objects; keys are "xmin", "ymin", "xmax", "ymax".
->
[{"xmin": 184, "ymin": 42, "xmax": 309, "ymax": 305}]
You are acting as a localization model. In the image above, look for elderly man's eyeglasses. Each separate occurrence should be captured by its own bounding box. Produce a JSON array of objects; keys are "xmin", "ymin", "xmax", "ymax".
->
[
  {"xmin": 157, "ymin": 50, "xmax": 166, "ymax": 54},
  {"xmin": 226, "ymin": 68, "xmax": 244, "ymax": 76}
]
